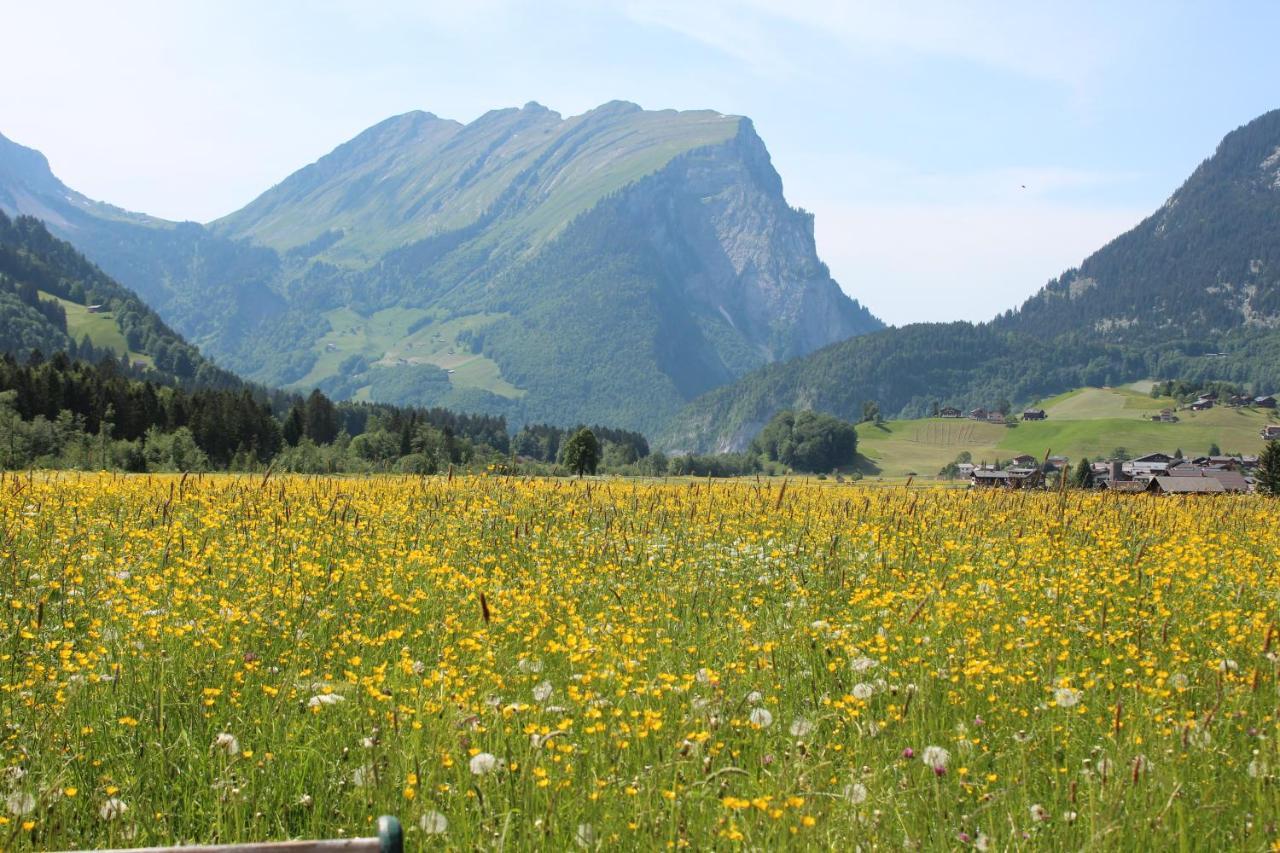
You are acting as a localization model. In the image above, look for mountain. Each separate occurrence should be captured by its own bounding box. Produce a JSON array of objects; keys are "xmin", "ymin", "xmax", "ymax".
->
[
  {"xmin": 0, "ymin": 209, "xmax": 237, "ymax": 387},
  {"xmin": 664, "ymin": 108, "xmax": 1280, "ymax": 452},
  {"xmin": 0, "ymin": 102, "xmax": 880, "ymax": 434}
]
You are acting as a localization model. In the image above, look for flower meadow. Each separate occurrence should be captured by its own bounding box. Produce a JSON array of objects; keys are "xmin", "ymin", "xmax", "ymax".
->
[{"xmin": 2, "ymin": 472, "xmax": 1279, "ymax": 850}]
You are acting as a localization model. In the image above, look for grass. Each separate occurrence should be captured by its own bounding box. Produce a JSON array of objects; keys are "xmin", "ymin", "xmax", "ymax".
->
[
  {"xmin": 291, "ymin": 308, "xmax": 524, "ymax": 399},
  {"xmin": 857, "ymin": 385, "xmax": 1280, "ymax": 477},
  {"xmin": 4, "ymin": 473, "xmax": 1278, "ymax": 849},
  {"xmin": 42, "ymin": 292, "xmax": 152, "ymax": 366}
]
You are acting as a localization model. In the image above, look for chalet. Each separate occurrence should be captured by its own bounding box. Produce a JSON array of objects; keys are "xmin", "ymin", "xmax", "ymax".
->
[
  {"xmin": 1228, "ymin": 394, "xmax": 1252, "ymax": 407},
  {"xmin": 1105, "ymin": 480, "xmax": 1148, "ymax": 494},
  {"xmin": 1189, "ymin": 398, "xmax": 1214, "ymax": 411},
  {"xmin": 1046, "ymin": 455, "xmax": 1070, "ymax": 471},
  {"xmin": 1021, "ymin": 408, "xmax": 1047, "ymax": 421},
  {"xmin": 1255, "ymin": 395, "xmax": 1277, "ymax": 409},
  {"xmin": 971, "ymin": 467, "xmax": 1043, "ymax": 489},
  {"xmin": 1009, "ymin": 454, "xmax": 1038, "ymax": 468},
  {"xmin": 955, "ymin": 462, "xmax": 976, "ymax": 477},
  {"xmin": 86, "ymin": 304, "xmax": 105, "ymax": 314},
  {"xmin": 1146, "ymin": 477, "xmax": 1225, "ymax": 495},
  {"xmin": 939, "ymin": 406, "xmax": 962, "ymax": 418},
  {"xmin": 988, "ymin": 412, "xmax": 1008, "ymax": 424},
  {"xmin": 968, "ymin": 408, "xmax": 988, "ymax": 421},
  {"xmin": 1261, "ymin": 425, "xmax": 1280, "ymax": 441},
  {"xmin": 1153, "ymin": 409, "xmax": 1179, "ymax": 423},
  {"xmin": 1130, "ymin": 452, "xmax": 1176, "ymax": 474}
]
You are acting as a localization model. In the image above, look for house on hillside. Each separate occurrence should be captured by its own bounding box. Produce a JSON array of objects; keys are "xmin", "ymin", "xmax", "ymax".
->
[
  {"xmin": 1189, "ymin": 397, "xmax": 1214, "ymax": 411},
  {"xmin": 1255, "ymin": 395, "xmax": 1277, "ymax": 409},
  {"xmin": 1152, "ymin": 409, "xmax": 1179, "ymax": 423},
  {"xmin": 1146, "ymin": 477, "xmax": 1225, "ymax": 495},
  {"xmin": 1021, "ymin": 408, "xmax": 1047, "ymax": 421},
  {"xmin": 1261, "ymin": 425, "xmax": 1280, "ymax": 441},
  {"xmin": 939, "ymin": 406, "xmax": 962, "ymax": 418},
  {"xmin": 1009, "ymin": 454, "xmax": 1038, "ymax": 468},
  {"xmin": 1105, "ymin": 480, "xmax": 1148, "ymax": 494},
  {"xmin": 988, "ymin": 412, "xmax": 1008, "ymax": 424},
  {"xmin": 968, "ymin": 408, "xmax": 988, "ymax": 421},
  {"xmin": 86, "ymin": 304, "xmax": 105, "ymax": 314}
]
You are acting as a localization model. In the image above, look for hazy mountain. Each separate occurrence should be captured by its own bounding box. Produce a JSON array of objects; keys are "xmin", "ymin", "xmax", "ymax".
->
[
  {"xmin": 664, "ymin": 108, "xmax": 1280, "ymax": 452},
  {"xmin": 0, "ymin": 102, "xmax": 880, "ymax": 433}
]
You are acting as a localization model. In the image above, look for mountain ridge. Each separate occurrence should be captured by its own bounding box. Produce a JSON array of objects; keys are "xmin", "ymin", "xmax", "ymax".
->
[{"xmin": 0, "ymin": 102, "xmax": 880, "ymax": 434}]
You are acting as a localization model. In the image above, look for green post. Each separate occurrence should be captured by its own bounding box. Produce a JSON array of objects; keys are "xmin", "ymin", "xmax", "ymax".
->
[{"xmin": 378, "ymin": 815, "xmax": 403, "ymax": 853}]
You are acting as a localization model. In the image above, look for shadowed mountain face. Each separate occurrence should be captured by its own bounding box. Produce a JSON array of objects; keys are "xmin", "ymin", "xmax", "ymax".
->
[
  {"xmin": 664, "ymin": 108, "xmax": 1280, "ymax": 453},
  {"xmin": 0, "ymin": 101, "xmax": 880, "ymax": 433}
]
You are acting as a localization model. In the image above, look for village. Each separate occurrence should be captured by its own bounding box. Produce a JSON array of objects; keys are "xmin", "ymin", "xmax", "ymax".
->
[{"xmin": 940, "ymin": 389, "xmax": 1278, "ymax": 493}]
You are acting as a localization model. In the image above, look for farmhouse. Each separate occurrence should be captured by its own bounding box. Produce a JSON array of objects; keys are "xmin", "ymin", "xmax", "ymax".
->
[
  {"xmin": 1130, "ymin": 452, "xmax": 1176, "ymax": 474},
  {"xmin": 86, "ymin": 304, "xmax": 105, "ymax": 314},
  {"xmin": 1189, "ymin": 397, "xmax": 1214, "ymax": 411},
  {"xmin": 1261, "ymin": 425, "xmax": 1280, "ymax": 440},
  {"xmin": 987, "ymin": 412, "xmax": 1007, "ymax": 424},
  {"xmin": 1146, "ymin": 477, "xmax": 1225, "ymax": 495},
  {"xmin": 1255, "ymin": 395, "xmax": 1277, "ymax": 409},
  {"xmin": 968, "ymin": 408, "xmax": 988, "ymax": 421},
  {"xmin": 939, "ymin": 406, "xmax": 962, "ymax": 418},
  {"xmin": 1021, "ymin": 408, "xmax": 1047, "ymax": 421},
  {"xmin": 1009, "ymin": 454, "xmax": 1038, "ymax": 467},
  {"xmin": 1152, "ymin": 409, "xmax": 1180, "ymax": 423},
  {"xmin": 970, "ymin": 467, "xmax": 1043, "ymax": 489}
]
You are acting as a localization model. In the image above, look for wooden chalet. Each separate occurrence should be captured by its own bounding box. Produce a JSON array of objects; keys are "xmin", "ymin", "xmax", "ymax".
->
[
  {"xmin": 939, "ymin": 406, "xmax": 962, "ymax": 418},
  {"xmin": 1146, "ymin": 477, "xmax": 1225, "ymax": 495},
  {"xmin": 1021, "ymin": 408, "xmax": 1047, "ymax": 421}
]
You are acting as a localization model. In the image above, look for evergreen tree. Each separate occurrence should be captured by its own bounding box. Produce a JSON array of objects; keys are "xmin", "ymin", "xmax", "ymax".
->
[
  {"xmin": 282, "ymin": 403, "xmax": 305, "ymax": 446},
  {"xmin": 304, "ymin": 389, "xmax": 339, "ymax": 444},
  {"xmin": 1257, "ymin": 441, "xmax": 1280, "ymax": 496},
  {"xmin": 1072, "ymin": 456, "xmax": 1094, "ymax": 488}
]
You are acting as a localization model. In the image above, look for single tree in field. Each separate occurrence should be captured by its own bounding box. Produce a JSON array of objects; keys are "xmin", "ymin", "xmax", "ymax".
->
[
  {"xmin": 1257, "ymin": 441, "xmax": 1280, "ymax": 495},
  {"xmin": 1208, "ymin": 442, "xmax": 1221, "ymax": 457},
  {"xmin": 1072, "ymin": 456, "xmax": 1093, "ymax": 488},
  {"xmin": 561, "ymin": 428, "xmax": 601, "ymax": 477}
]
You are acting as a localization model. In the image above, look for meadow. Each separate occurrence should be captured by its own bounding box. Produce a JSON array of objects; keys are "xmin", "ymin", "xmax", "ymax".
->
[{"xmin": 2, "ymin": 472, "xmax": 1278, "ymax": 850}]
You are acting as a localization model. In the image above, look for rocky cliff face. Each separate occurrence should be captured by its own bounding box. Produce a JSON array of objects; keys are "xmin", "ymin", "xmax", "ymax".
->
[{"xmin": 0, "ymin": 104, "xmax": 882, "ymax": 433}]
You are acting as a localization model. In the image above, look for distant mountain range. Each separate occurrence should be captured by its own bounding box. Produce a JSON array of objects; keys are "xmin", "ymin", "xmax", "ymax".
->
[
  {"xmin": 662, "ymin": 109, "xmax": 1280, "ymax": 451},
  {"xmin": 0, "ymin": 102, "xmax": 880, "ymax": 434}
]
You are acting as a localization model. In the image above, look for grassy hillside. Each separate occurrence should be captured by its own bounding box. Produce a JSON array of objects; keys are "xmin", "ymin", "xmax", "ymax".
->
[
  {"xmin": 48, "ymin": 293, "xmax": 152, "ymax": 366},
  {"xmin": 856, "ymin": 385, "xmax": 1279, "ymax": 477}
]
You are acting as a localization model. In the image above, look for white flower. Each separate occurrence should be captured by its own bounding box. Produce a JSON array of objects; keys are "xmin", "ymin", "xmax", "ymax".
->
[
  {"xmin": 361, "ymin": 736, "xmax": 377, "ymax": 749},
  {"xmin": 1248, "ymin": 758, "xmax": 1268, "ymax": 779},
  {"xmin": 748, "ymin": 707, "xmax": 774, "ymax": 728},
  {"xmin": 789, "ymin": 717, "xmax": 814, "ymax": 738},
  {"xmin": 575, "ymin": 822, "xmax": 597, "ymax": 849},
  {"xmin": 517, "ymin": 658, "xmax": 543, "ymax": 674},
  {"xmin": 1219, "ymin": 659, "xmax": 1239, "ymax": 673},
  {"xmin": 297, "ymin": 793, "xmax": 313, "ymax": 807},
  {"xmin": 1063, "ymin": 811, "xmax": 1078, "ymax": 824},
  {"xmin": 1013, "ymin": 730, "xmax": 1032, "ymax": 744},
  {"xmin": 746, "ymin": 690, "xmax": 763, "ymax": 705},
  {"xmin": 1169, "ymin": 673, "xmax": 1189, "ymax": 689},
  {"xmin": 852, "ymin": 682, "xmax": 874, "ymax": 700},
  {"xmin": 419, "ymin": 810, "xmax": 449, "ymax": 834},
  {"xmin": 1095, "ymin": 756, "xmax": 1114, "ymax": 776},
  {"xmin": 307, "ymin": 693, "xmax": 344, "ymax": 708},
  {"xmin": 469, "ymin": 752, "xmax": 498, "ymax": 775},
  {"xmin": 850, "ymin": 656, "xmax": 878, "ymax": 673},
  {"xmin": 1, "ymin": 766, "xmax": 26, "ymax": 786},
  {"xmin": 532, "ymin": 681, "xmax": 554, "ymax": 703},
  {"xmin": 411, "ymin": 660, "xmax": 426, "ymax": 676},
  {"xmin": 1054, "ymin": 687, "xmax": 1081, "ymax": 708},
  {"xmin": 921, "ymin": 745, "xmax": 950, "ymax": 772},
  {"xmin": 1132, "ymin": 753, "xmax": 1153, "ymax": 774},
  {"xmin": 212, "ymin": 732, "xmax": 240, "ymax": 756},
  {"xmin": 695, "ymin": 668, "xmax": 712, "ymax": 684},
  {"xmin": 844, "ymin": 782, "xmax": 868, "ymax": 804},
  {"xmin": 6, "ymin": 791, "xmax": 35, "ymax": 816},
  {"xmin": 810, "ymin": 619, "xmax": 830, "ymax": 631},
  {"xmin": 99, "ymin": 797, "xmax": 128, "ymax": 821},
  {"xmin": 350, "ymin": 765, "xmax": 374, "ymax": 788},
  {"xmin": 1030, "ymin": 803, "xmax": 1050, "ymax": 821}
]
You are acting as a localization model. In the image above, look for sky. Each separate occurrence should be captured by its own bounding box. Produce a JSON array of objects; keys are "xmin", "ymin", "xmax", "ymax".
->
[{"xmin": 2, "ymin": 1, "xmax": 1278, "ymax": 326}]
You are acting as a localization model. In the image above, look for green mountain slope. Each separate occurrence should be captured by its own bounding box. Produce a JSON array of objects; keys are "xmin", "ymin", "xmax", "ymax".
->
[
  {"xmin": 665, "ymin": 108, "xmax": 1280, "ymax": 452},
  {"xmin": 0, "ymin": 210, "xmax": 236, "ymax": 387},
  {"xmin": 0, "ymin": 102, "xmax": 881, "ymax": 434}
]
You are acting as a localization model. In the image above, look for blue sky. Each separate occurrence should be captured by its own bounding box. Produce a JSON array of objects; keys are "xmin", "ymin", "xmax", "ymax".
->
[{"xmin": 2, "ymin": 1, "xmax": 1277, "ymax": 325}]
